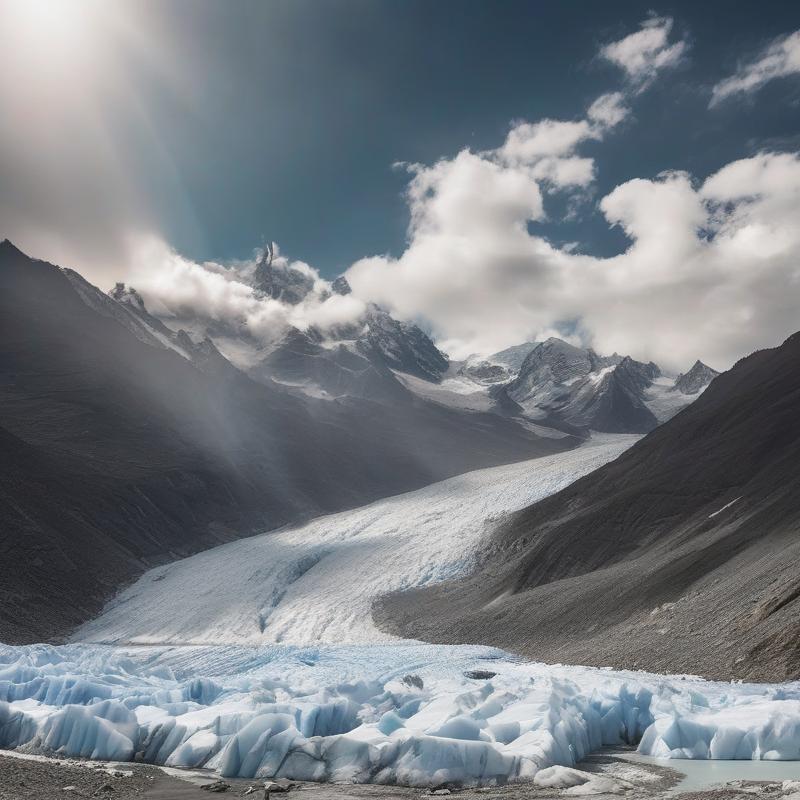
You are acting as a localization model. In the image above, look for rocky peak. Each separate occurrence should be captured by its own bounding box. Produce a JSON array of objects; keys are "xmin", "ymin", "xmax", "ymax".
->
[
  {"xmin": 357, "ymin": 307, "xmax": 448, "ymax": 382},
  {"xmin": 517, "ymin": 338, "xmax": 594, "ymax": 387},
  {"xmin": 674, "ymin": 360, "xmax": 719, "ymax": 394},
  {"xmin": 587, "ymin": 348, "xmax": 623, "ymax": 372},
  {"xmin": 253, "ymin": 243, "xmax": 315, "ymax": 305},
  {"xmin": 613, "ymin": 356, "xmax": 661, "ymax": 393},
  {"xmin": 331, "ymin": 276, "xmax": 352, "ymax": 296},
  {"xmin": 109, "ymin": 282, "xmax": 146, "ymax": 312}
]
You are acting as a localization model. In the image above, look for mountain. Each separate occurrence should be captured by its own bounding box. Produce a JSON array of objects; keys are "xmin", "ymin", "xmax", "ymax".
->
[
  {"xmin": 356, "ymin": 307, "xmax": 448, "ymax": 381},
  {"xmin": 674, "ymin": 359, "xmax": 720, "ymax": 394},
  {"xmin": 0, "ymin": 240, "xmax": 570, "ymax": 644},
  {"xmin": 438, "ymin": 338, "xmax": 715, "ymax": 435},
  {"xmin": 502, "ymin": 338, "xmax": 668, "ymax": 433},
  {"xmin": 253, "ymin": 242, "xmax": 315, "ymax": 304},
  {"xmin": 248, "ymin": 306, "xmax": 448, "ymax": 401},
  {"xmin": 490, "ymin": 341, "xmax": 542, "ymax": 372},
  {"xmin": 108, "ymin": 246, "xmax": 713, "ymax": 434},
  {"xmin": 377, "ymin": 331, "xmax": 800, "ymax": 681}
]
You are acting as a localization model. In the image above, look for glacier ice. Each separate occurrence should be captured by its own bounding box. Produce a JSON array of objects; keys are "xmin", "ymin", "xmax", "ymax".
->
[
  {"xmin": 3, "ymin": 434, "xmax": 796, "ymax": 785},
  {"xmin": 1, "ymin": 642, "xmax": 800, "ymax": 786},
  {"xmin": 74, "ymin": 434, "xmax": 640, "ymax": 646}
]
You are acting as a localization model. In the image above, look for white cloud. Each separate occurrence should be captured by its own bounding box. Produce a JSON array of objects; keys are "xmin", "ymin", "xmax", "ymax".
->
[
  {"xmin": 499, "ymin": 119, "xmax": 594, "ymax": 164},
  {"xmin": 600, "ymin": 16, "xmax": 688, "ymax": 90},
  {"xmin": 22, "ymin": 8, "xmax": 793, "ymax": 377},
  {"xmin": 346, "ymin": 150, "xmax": 800, "ymax": 370},
  {"xmin": 711, "ymin": 30, "xmax": 800, "ymax": 105},
  {"xmin": 530, "ymin": 156, "xmax": 596, "ymax": 189},
  {"xmin": 493, "ymin": 92, "xmax": 629, "ymax": 191},
  {"xmin": 587, "ymin": 91, "xmax": 630, "ymax": 128},
  {"xmin": 125, "ymin": 236, "xmax": 366, "ymax": 355}
]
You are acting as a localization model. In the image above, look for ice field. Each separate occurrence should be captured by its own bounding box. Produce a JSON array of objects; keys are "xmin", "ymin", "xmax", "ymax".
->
[
  {"xmin": 3, "ymin": 434, "xmax": 800, "ymax": 786},
  {"xmin": 3, "ymin": 643, "xmax": 800, "ymax": 787},
  {"xmin": 75, "ymin": 434, "xmax": 639, "ymax": 646}
]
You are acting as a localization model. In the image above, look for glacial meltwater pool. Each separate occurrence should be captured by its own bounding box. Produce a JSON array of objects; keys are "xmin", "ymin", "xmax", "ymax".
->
[{"xmin": 626, "ymin": 752, "xmax": 800, "ymax": 793}]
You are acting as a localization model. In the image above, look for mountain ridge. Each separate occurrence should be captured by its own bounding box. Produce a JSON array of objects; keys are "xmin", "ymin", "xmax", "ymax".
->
[
  {"xmin": 376, "ymin": 330, "xmax": 800, "ymax": 681},
  {"xmin": 0, "ymin": 240, "xmax": 570, "ymax": 644}
]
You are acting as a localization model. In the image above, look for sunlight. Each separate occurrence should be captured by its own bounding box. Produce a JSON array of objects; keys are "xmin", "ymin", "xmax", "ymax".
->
[{"xmin": 1, "ymin": 0, "xmax": 98, "ymax": 66}]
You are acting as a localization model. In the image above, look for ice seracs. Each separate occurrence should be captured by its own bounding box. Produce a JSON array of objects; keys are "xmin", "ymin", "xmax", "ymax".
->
[{"xmin": 2, "ymin": 643, "xmax": 800, "ymax": 786}]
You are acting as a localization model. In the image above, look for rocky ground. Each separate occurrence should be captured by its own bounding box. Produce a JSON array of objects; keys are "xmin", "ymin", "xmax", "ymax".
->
[{"xmin": 2, "ymin": 749, "xmax": 800, "ymax": 800}]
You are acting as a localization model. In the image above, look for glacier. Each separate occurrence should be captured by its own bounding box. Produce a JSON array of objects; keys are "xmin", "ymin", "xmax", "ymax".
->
[
  {"xmin": 3, "ymin": 433, "xmax": 799, "ymax": 786},
  {"xmin": 2, "ymin": 643, "xmax": 800, "ymax": 786},
  {"xmin": 74, "ymin": 434, "xmax": 639, "ymax": 646}
]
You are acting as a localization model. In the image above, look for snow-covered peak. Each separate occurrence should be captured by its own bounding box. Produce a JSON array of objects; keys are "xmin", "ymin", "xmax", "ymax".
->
[
  {"xmin": 109, "ymin": 282, "xmax": 147, "ymax": 312},
  {"xmin": 253, "ymin": 244, "xmax": 316, "ymax": 305},
  {"xmin": 357, "ymin": 307, "xmax": 449, "ymax": 382},
  {"xmin": 513, "ymin": 338, "xmax": 595, "ymax": 394},
  {"xmin": 499, "ymin": 338, "xmax": 670, "ymax": 433}
]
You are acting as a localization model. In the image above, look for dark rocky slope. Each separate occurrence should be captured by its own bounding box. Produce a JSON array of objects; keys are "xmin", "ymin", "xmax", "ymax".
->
[
  {"xmin": 0, "ymin": 241, "xmax": 569, "ymax": 644},
  {"xmin": 377, "ymin": 331, "xmax": 800, "ymax": 681}
]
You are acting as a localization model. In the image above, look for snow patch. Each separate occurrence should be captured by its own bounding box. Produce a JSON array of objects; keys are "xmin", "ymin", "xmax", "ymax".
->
[{"xmin": 708, "ymin": 496, "xmax": 742, "ymax": 519}]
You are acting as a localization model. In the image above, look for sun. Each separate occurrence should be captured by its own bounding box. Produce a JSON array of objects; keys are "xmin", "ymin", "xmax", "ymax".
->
[{"xmin": 0, "ymin": 0, "xmax": 99, "ymax": 73}]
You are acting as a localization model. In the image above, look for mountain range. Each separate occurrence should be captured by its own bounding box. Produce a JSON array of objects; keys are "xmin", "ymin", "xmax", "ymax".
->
[
  {"xmin": 377, "ymin": 330, "xmax": 800, "ymax": 681},
  {"xmin": 0, "ymin": 241, "xmax": 564, "ymax": 643},
  {"xmin": 101, "ymin": 248, "xmax": 719, "ymax": 436},
  {"xmin": 0, "ymin": 240, "xmax": 718, "ymax": 645}
]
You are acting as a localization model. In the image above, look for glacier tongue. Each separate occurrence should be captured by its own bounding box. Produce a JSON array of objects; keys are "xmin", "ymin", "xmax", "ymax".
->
[
  {"xmin": 74, "ymin": 434, "xmax": 639, "ymax": 647},
  {"xmin": 1, "ymin": 643, "xmax": 800, "ymax": 786}
]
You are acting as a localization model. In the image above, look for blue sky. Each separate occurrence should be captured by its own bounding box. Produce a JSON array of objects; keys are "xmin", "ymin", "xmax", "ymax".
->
[
  {"xmin": 142, "ymin": 0, "xmax": 800, "ymax": 275},
  {"xmin": 1, "ymin": 0, "xmax": 799, "ymax": 367}
]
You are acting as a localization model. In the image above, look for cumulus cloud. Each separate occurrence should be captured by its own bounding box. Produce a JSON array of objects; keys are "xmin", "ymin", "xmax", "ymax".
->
[
  {"xmin": 492, "ymin": 92, "xmax": 629, "ymax": 192},
  {"xmin": 11, "ymin": 4, "xmax": 793, "ymax": 375},
  {"xmin": 710, "ymin": 29, "xmax": 800, "ymax": 106},
  {"xmin": 346, "ymin": 149, "xmax": 800, "ymax": 370},
  {"xmin": 329, "ymin": 22, "xmax": 793, "ymax": 370},
  {"xmin": 125, "ymin": 236, "xmax": 366, "ymax": 363},
  {"xmin": 600, "ymin": 16, "xmax": 688, "ymax": 90}
]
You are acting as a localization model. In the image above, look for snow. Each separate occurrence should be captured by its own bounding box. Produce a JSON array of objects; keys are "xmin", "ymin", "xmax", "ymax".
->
[
  {"xmin": 709, "ymin": 496, "xmax": 743, "ymax": 518},
  {"xmin": 74, "ymin": 434, "xmax": 637, "ymax": 647},
  {"xmin": 394, "ymin": 371, "xmax": 496, "ymax": 413},
  {"xmin": 644, "ymin": 377, "xmax": 703, "ymax": 423},
  {"xmin": 2, "ymin": 643, "xmax": 800, "ymax": 786}
]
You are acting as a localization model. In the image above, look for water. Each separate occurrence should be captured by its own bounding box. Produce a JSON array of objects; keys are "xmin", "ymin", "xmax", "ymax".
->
[{"xmin": 628, "ymin": 753, "xmax": 800, "ymax": 793}]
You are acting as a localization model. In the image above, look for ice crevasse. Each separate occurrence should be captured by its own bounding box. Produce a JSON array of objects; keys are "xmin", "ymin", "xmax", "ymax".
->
[{"xmin": 2, "ymin": 643, "xmax": 800, "ymax": 786}]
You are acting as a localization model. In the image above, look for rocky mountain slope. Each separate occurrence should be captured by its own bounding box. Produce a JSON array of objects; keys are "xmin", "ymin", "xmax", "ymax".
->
[
  {"xmin": 486, "ymin": 338, "xmax": 718, "ymax": 433},
  {"xmin": 0, "ymin": 240, "xmax": 569, "ymax": 644},
  {"xmin": 418, "ymin": 338, "xmax": 718, "ymax": 434},
  {"xmin": 113, "ymin": 248, "xmax": 715, "ymax": 434},
  {"xmin": 377, "ymin": 331, "xmax": 800, "ymax": 681}
]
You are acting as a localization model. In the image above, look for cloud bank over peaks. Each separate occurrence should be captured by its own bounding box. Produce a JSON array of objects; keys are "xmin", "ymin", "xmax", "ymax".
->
[
  {"xmin": 123, "ymin": 236, "xmax": 366, "ymax": 364},
  {"xmin": 111, "ymin": 17, "xmax": 798, "ymax": 375},
  {"xmin": 346, "ymin": 148, "xmax": 800, "ymax": 371}
]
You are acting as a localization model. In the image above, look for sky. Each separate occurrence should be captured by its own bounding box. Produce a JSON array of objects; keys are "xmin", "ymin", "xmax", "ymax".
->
[{"xmin": 1, "ymin": 0, "xmax": 799, "ymax": 369}]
